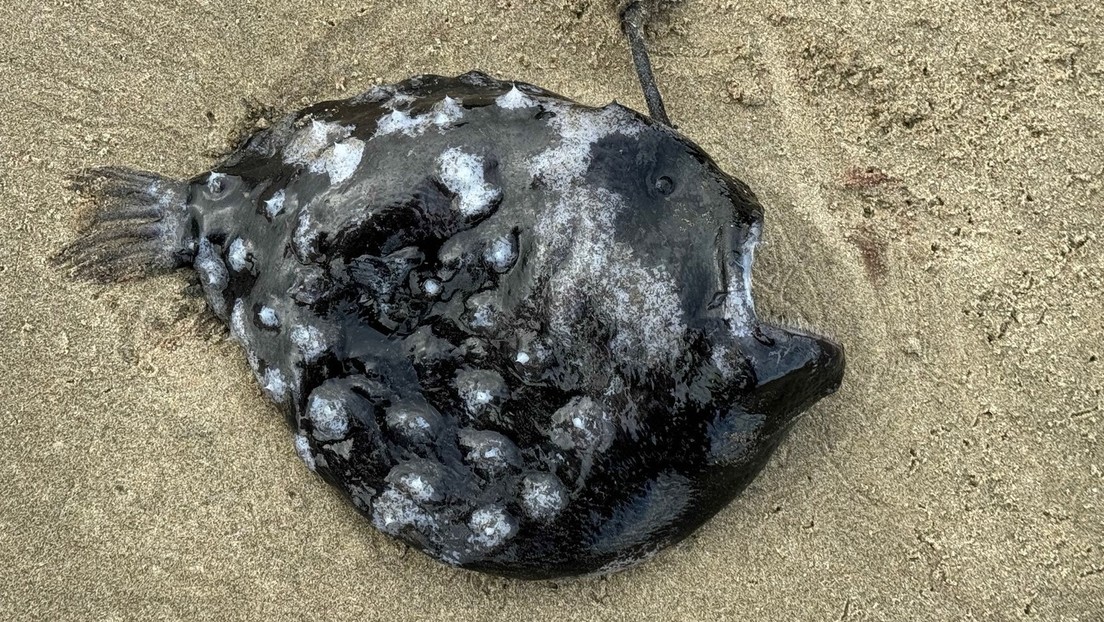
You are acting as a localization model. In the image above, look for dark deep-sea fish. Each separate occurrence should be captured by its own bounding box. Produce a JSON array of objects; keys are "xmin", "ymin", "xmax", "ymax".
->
[{"xmin": 54, "ymin": 1, "xmax": 844, "ymax": 579}]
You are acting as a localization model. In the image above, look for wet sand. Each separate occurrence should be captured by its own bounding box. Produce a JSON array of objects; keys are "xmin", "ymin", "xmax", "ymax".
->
[{"xmin": 1, "ymin": 1, "xmax": 1101, "ymax": 619}]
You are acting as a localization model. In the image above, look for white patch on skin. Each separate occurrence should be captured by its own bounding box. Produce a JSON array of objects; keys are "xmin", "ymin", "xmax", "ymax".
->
[
  {"xmin": 520, "ymin": 473, "xmax": 567, "ymax": 522},
  {"xmin": 495, "ymin": 85, "xmax": 537, "ymax": 109},
  {"xmin": 422, "ymin": 278, "xmax": 442, "ymax": 297},
  {"xmin": 433, "ymin": 96, "xmax": 464, "ymax": 126},
  {"xmin": 467, "ymin": 505, "xmax": 517, "ymax": 549},
  {"xmin": 227, "ymin": 237, "xmax": 251, "ymax": 272},
  {"xmin": 194, "ymin": 238, "xmax": 229, "ymax": 317},
  {"xmin": 374, "ymin": 109, "xmax": 418, "ymax": 136},
  {"xmin": 515, "ymin": 351, "xmax": 530, "ymax": 364},
  {"xmin": 257, "ymin": 306, "xmax": 280, "ymax": 329},
  {"xmin": 483, "ymin": 236, "xmax": 517, "ymax": 272},
  {"xmin": 470, "ymin": 306, "xmax": 494, "ymax": 329},
  {"xmin": 436, "ymin": 148, "xmax": 501, "ymax": 217},
  {"xmin": 283, "ymin": 119, "xmax": 352, "ymax": 165},
  {"xmin": 246, "ymin": 351, "xmax": 261, "ymax": 375},
  {"xmin": 293, "ymin": 207, "xmax": 318, "ymax": 258},
  {"xmin": 397, "ymin": 473, "xmax": 436, "ymax": 503},
  {"xmin": 229, "ymin": 299, "xmax": 249, "ymax": 343},
  {"xmin": 374, "ymin": 96, "xmax": 464, "ymax": 137},
  {"xmin": 372, "ymin": 488, "xmax": 436, "ymax": 535},
  {"xmin": 148, "ymin": 181, "xmax": 182, "ymax": 214},
  {"xmin": 290, "ymin": 324, "xmax": 327, "ymax": 361},
  {"xmin": 308, "ymin": 137, "xmax": 365, "ymax": 184},
  {"xmin": 264, "ymin": 189, "xmax": 286, "ymax": 219},
  {"xmin": 711, "ymin": 344, "xmax": 733, "ymax": 377},
  {"xmin": 526, "ymin": 103, "xmax": 640, "ymax": 191},
  {"xmin": 386, "ymin": 408, "xmax": 436, "ymax": 443},
  {"xmin": 533, "ymin": 188, "xmax": 685, "ymax": 363},
  {"xmin": 307, "ymin": 395, "xmax": 349, "ymax": 441},
  {"xmin": 294, "ymin": 433, "xmax": 316, "ymax": 472},
  {"xmin": 194, "ymin": 238, "xmax": 228, "ymax": 290},
  {"xmin": 262, "ymin": 367, "xmax": 288, "ymax": 402},
  {"xmin": 725, "ymin": 222, "xmax": 761, "ymax": 336},
  {"xmin": 523, "ymin": 104, "xmax": 683, "ymax": 363},
  {"xmin": 454, "ymin": 369, "xmax": 508, "ymax": 415},
  {"xmin": 206, "ymin": 172, "xmax": 226, "ymax": 193}
]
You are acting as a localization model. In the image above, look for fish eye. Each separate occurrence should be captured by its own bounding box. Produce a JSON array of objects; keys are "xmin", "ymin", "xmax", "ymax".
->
[{"xmin": 655, "ymin": 175, "xmax": 675, "ymax": 196}]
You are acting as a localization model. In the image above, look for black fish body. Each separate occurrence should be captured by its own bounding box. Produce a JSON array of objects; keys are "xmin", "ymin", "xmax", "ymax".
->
[{"xmin": 59, "ymin": 71, "xmax": 844, "ymax": 579}]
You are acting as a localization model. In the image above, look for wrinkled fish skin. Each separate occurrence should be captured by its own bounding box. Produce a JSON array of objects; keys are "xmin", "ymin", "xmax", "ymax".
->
[{"xmin": 59, "ymin": 71, "xmax": 844, "ymax": 579}]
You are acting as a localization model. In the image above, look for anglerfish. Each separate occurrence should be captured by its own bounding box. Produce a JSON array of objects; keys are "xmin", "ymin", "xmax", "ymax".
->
[{"xmin": 55, "ymin": 2, "xmax": 844, "ymax": 579}]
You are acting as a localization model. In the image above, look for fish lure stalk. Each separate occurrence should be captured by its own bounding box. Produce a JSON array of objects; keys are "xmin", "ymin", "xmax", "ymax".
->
[{"xmin": 620, "ymin": 1, "xmax": 672, "ymax": 127}]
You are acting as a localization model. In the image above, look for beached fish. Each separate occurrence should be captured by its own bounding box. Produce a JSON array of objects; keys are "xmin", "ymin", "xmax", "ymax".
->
[{"xmin": 55, "ymin": 3, "xmax": 844, "ymax": 579}]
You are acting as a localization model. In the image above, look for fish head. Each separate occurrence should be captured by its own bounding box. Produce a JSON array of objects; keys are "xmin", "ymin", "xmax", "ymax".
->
[{"xmin": 583, "ymin": 109, "xmax": 844, "ymax": 427}]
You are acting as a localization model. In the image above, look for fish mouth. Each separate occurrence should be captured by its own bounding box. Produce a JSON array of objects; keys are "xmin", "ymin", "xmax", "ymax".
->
[{"xmin": 721, "ymin": 221, "xmax": 845, "ymax": 402}]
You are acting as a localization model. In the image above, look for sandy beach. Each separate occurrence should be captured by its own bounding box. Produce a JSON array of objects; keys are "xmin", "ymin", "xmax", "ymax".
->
[{"xmin": 1, "ymin": 0, "xmax": 1101, "ymax": 619}]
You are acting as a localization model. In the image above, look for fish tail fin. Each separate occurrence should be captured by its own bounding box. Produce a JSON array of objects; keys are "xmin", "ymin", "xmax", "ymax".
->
[{"xmin": 52, "ymin": 167, "xmax": 197, "ymax": 283}]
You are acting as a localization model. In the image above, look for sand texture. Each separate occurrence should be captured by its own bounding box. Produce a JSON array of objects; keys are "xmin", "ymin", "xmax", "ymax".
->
[{"xmin": 1, "ymin": 0, "xmax": 1101, "ymax": 619}]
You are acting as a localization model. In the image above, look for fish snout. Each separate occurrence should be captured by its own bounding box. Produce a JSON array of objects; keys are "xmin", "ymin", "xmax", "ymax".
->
[{"xmin": 739, "ymin": 323, "xmax": 845, "ymax": 419}]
